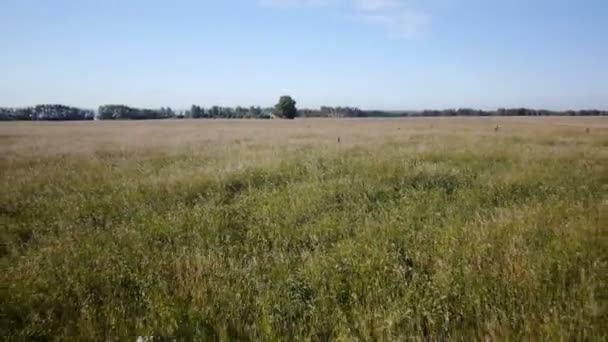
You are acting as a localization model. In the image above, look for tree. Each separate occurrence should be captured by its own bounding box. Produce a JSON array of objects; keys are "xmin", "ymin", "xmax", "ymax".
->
[
  {"xmin": 209, "ymin": 106, "xmax": 220, "ymax": 118},
  {"xmin": 190, "ymin": 105, "xmax": 203, "ymax": 118},
  {"xmin": 249, "ymin": 106, "xmax": 262, "ymax": 118},
  {"xmin": 160, "ymin": 107, "xmax": 174, "ymax": 118},
  {"xmin": 273, "ymin": 96, "xmax": 297, "ymax": 119},
  {"xmin": 0, "ymin": 108, "xmax": 16, "ymax": 121}
]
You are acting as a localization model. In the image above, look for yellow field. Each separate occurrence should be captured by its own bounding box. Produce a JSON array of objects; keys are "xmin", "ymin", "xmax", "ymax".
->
[{"xmin": 2, "ymin": 116, "xmax": 606, "ymax": 158}]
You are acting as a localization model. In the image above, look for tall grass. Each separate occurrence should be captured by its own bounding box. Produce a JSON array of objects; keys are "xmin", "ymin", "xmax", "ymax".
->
[{"xmin": 1, "ymin": 118, "xmax": 607, "ymax": 340}]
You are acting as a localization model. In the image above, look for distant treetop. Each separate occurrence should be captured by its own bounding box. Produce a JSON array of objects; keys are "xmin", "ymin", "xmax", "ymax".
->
[{"xmin": 273, "ymin": 96, "xmax": 298, "ymax": 119}]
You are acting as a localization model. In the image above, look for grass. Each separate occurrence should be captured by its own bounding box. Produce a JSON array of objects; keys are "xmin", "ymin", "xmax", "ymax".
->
[{"xmin": 1, "ymin": 117, "xmax": 607, "ymax": 340}]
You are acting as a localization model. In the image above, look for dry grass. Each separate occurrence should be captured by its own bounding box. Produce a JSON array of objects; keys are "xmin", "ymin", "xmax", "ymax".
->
[{"xmin": 1, "ymin": 117, "xmax": 607, "ymax": 340}]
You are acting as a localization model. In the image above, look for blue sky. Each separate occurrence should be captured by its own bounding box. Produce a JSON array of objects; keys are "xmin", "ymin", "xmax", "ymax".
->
[{"xmin": 1, "ymin": 0, "xmax": 606, "ymax": 110}]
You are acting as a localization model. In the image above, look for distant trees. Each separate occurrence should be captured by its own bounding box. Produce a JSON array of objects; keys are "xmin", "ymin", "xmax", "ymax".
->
[
  {"xmin": 316, "ymin": 106, "xmax": 364, "ymax": 117},
  {"xmin": 249, "ymin": 106, "xmax": 263, "ymax": 118},
  {"xmin": 33, "ymin": 105, "xmax": 94, "ymax": 120},
  {"xmin": 0, "ymin": 105, "xmax": 93, "ymax": 121},
  {"xmin": 0, "ymin": 107, "xmax": 32, "ymax": 120},
  {"xmin": 159, "ymin": 107, "xmax": 175, "ymax": 118},
  {"xmin": 97, "ymin": 105, "xmax": 135, "ymax": 120},
  {"xmin": 189, "ymin": 105, "xmax": 205, "ymax": 118},
  {"xmin": 96, "ymin": 105, "xmax": 174, "ymax": 120},
  {"xmin": 273, "ymin": 96, "xmax": 298, "ymax": 119},
  {"xmin": 182, "ymin": 105, "xmax": 203, "ymax": 118},
  {"xmin": 0, "ymin": 101, "xmax": 606, "ymax": 121},
  {"xmin": 299, "ymin": 107, "xmax": 608, "ymax": 118},
  {"xmin": 0, "ymin": 108, "xmax": 10, "ymax": 121},
  {"xmin": 183, "ymin": 105, "xmax": 266, "ymax": 119}
]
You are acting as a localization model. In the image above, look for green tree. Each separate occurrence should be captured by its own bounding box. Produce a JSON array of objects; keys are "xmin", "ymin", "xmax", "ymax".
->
[{"xmin": 273, "ymin": 96, "xmax": 297, "ymax": 119}]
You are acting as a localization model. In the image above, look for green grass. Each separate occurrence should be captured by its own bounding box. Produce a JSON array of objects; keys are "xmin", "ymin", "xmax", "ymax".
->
[{"xmin": 1, "ymin": 119, "xmax": 607, "ymax": 340}]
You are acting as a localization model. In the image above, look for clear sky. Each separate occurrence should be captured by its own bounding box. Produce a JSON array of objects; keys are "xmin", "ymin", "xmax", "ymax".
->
[{"xmin": 1, "ymin": 0, "xmax": 606, "ymax": 110}]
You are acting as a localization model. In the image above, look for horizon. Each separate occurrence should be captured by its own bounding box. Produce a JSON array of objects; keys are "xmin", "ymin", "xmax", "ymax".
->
[
  {"xmin": 2, "ymin": 102, "xmax": 608, "ymax": 112},
  {"xmin": 1, "ymin": 0, "xmax": 607, "ymax": 110}
]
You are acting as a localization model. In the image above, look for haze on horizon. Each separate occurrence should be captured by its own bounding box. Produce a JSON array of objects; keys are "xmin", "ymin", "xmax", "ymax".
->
[{"xmin": 1, "ymin": 0, "xmax": 606, "ymax": 110}]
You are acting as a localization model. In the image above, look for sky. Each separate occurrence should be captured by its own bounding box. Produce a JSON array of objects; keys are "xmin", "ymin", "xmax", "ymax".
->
[{"xmin": 0, "ymin": 0, "xmax": 607, "ymax": 110}]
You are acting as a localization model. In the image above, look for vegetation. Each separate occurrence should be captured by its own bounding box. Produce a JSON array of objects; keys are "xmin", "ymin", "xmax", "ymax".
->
[
  {"xmin": 97, "ymin": 105, "xmax": 176, "ymax": 120},
  {"xmin": 1, "ymin": 117, "xmax": 607, "ymax": 340},
  {"xmin": 0, "ymin": 104, "xmax": 94, "ymax": 121},
  {"xmin": 1, "ymin": 102, "xmax": 606, "ymax": 121},
  {"xmin": 187, "ymin": 105, "xmax": 266, "ymax": 119},
  {"xmin": 273, "ymin": 95, "xmax": 298, "ymax": 119}
]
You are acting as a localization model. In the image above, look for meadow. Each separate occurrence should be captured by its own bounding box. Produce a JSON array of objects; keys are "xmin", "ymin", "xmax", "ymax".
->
[{"xmin": 1, "ymin": 117, "xmax": 607, "ymax": 340}]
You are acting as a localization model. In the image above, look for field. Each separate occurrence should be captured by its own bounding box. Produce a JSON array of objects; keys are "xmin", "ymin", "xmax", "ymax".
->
[{"xmin": 1, "ymin": 117, "xmax": 607, "ymax": 340}]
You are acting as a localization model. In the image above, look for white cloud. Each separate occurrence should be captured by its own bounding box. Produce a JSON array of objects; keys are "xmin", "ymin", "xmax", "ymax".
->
[
  {"xmin": 258, "ymin": 0, "xmax": 333, "ymax": 8},
  {"xmin": 353, "ymin": 0, "xmax": 401, "ymax": 11},
  {"xmin": 259, "ymin": 0, "xmax": 430, "ymax": 39},
  {"xmin": 352, "ymin": 0, "xmax": 430, "ymax": 39},
  {"xmin": 354, "ymin": 9, "xmax": 429, "ymax": 39}
]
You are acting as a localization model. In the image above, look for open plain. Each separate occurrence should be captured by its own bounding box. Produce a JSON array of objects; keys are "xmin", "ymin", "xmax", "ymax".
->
[{"xmin": 1, "ymin": 117, "xmax": 607, "ymax": 340}]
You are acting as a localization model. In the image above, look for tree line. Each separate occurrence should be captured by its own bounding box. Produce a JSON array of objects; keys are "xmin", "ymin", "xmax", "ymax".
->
[
  {"xmin": 300, "ymin": 107, "xmax": 607, "ymax": 117},
  {"xmin": 0, "ymin": 105, "xmax": 95, "ymax": 121},
  {"xmin": 1, "ymin": 103, "xmax": 606, "ymax": 121},
  {"xmin": 0, "ymin": 104, "xmax": 275, "ymax": 121}
]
